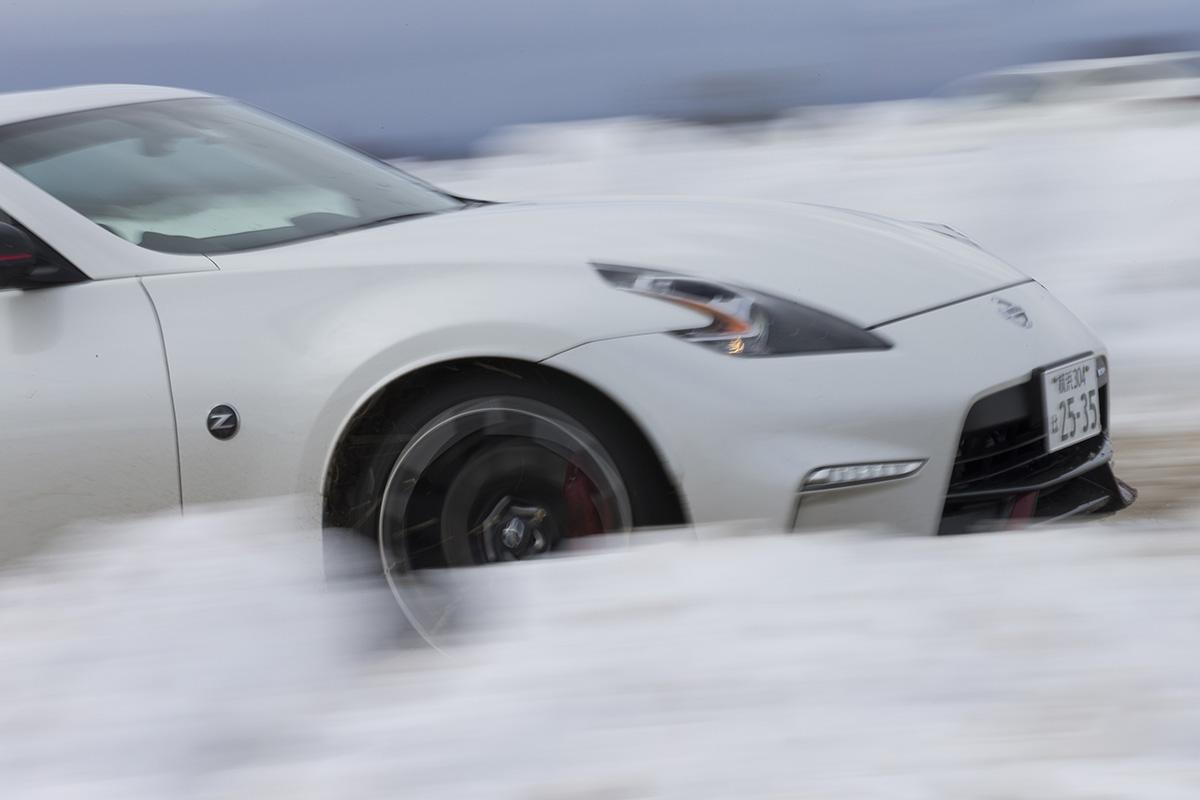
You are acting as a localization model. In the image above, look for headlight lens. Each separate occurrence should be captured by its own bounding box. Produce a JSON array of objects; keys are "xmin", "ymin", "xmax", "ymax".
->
[{"xmin": 594, "ymin": 263, "xmax": 890, "ymax": 357}]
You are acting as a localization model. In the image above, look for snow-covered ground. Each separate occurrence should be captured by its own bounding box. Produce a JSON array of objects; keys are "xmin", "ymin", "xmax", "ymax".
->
[
  {"xmin": 4, "ymin": 103, "xmax": 1200, "ymax": 798},
  {"xmin": 5, "ymin": 506, "xmax": 1200, "ymax": 798}
]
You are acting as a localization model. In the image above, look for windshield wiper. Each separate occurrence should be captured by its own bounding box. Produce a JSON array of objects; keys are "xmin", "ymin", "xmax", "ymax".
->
[{"xmin": 348, "ymin": 210, "xmax": 445, "ymax": 232}]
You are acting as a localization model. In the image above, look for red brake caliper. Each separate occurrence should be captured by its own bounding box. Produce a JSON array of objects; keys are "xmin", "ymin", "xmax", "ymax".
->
[{"xmin": 563, "ymin": 460, "xmax": 612, "ymax": 537}]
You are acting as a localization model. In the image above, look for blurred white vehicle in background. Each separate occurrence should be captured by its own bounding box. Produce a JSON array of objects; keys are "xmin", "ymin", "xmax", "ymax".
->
[
  {"xmin": 0, "ymin": 85, "xmax": 1135, "ymax": 578},
  {"xmin": 941, "ymin": 51, "xmax": 1200, "ymax": 110}
]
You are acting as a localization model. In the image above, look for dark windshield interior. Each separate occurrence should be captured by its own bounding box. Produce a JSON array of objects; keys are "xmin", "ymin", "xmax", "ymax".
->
[{"xmin": 0, "ymin": 98, "xmax": 463, "ymax": 254}]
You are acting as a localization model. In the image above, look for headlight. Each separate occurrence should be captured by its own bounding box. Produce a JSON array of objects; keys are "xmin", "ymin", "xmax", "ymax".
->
[{"xmin": 594, "ymin": 263, "xmax": 890, "ymax": 357}]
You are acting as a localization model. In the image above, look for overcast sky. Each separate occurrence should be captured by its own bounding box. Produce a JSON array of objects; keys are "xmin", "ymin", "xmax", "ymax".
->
[{"xmin": 3, "ymin": 1, "xmax": 1198, "ymax": 155}]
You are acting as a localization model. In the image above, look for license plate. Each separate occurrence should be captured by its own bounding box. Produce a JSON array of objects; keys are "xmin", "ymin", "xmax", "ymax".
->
[{"xmin": 1041, "ymin": 356, "xmax": 1102, "ymax": 453}]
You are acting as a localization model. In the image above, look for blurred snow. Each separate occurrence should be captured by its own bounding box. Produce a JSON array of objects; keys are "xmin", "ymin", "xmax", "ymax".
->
[
  {"xmin": 4, "ymin": 101, "xmax": 1200, "ymax": 798},
  {"xmin": 4, "ymin": 507, "xmax": 1200, "ymax": 798}
]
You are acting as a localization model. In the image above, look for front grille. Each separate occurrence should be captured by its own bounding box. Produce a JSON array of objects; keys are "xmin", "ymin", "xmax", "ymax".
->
[
  {"xmin": 948, "ymin": 414, "xmax": 1106, "ymax": 497},
  {"xmin": 938, "ymin": 364, "xmax": 1125, "ymax": 534},
  {"xmin": 951, "ymin": 415, "xmax": 1045, "ymax": 492}
]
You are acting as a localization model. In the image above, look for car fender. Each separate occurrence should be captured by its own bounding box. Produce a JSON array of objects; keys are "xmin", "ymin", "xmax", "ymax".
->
[{"xmin": 142, "ymin": 260, "xmax": 701, "ymax": 518}]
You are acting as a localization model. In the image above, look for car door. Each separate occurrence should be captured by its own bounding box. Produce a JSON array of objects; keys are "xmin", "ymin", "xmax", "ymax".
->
[{"xmin": 0, "ymin": 213, "xmax": 181, "ymax": 561}]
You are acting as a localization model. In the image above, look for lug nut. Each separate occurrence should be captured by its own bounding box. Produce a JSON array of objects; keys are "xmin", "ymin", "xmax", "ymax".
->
[{"xmin": 501, "ymin": 517, "xmax": 526, "ymax": 550}]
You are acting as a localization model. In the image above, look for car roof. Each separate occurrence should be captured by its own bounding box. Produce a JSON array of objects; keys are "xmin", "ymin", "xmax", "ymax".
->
[{"xmin": 0, "ymin": 84, "xmax": 211, "ymax": 127}]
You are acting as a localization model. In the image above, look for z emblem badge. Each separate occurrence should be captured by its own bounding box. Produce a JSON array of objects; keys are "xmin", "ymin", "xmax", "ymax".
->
[{"xmin": 206, "ymin": 404, "xmax": 240, "ymax": 440}]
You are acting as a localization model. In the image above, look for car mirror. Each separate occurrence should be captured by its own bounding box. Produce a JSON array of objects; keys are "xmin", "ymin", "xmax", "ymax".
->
[{"xmin": 0, "ymin": 223, "xmax": 40, "ymax": 289}]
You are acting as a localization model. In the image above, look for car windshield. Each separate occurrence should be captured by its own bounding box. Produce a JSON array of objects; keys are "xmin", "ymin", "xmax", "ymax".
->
[{"xmin": 0, "ymin": 98, "xmax": 464, "ymax": 254}]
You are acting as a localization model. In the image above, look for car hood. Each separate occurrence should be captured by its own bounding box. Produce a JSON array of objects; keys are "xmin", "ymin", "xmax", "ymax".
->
[{"xmin": 210, "ymin": 197, "xmax": 1027, "ymax": 327}]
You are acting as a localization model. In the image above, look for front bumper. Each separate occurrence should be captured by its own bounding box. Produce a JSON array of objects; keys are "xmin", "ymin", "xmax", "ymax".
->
[
  {"xmin": 546, "ymin": 282, "xmax": 1135, "ymax": 534},
  {"xmin": 936, "ymin": 366, "xmax": 1136, "ymax": 533}
]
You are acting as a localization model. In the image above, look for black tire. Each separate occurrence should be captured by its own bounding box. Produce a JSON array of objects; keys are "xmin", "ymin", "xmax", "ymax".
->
[{"xmin": 325, "ymin": 367, "xmax": 678, "ymax": 580}]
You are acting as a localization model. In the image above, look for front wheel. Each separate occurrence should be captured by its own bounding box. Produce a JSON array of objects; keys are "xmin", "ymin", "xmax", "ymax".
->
[
  {"xmin": 341, "ymin": 371, "xmax": 677, "ymax": 643},
  {"xmin": 377, "ymin": 395, "xmax": 634, "ymax": 574}
]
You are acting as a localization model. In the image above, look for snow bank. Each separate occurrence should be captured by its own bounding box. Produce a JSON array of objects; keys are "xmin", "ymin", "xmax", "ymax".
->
[{"xmin": 3, "ymin": 507, "xmax": 1200, "ymax": 798}]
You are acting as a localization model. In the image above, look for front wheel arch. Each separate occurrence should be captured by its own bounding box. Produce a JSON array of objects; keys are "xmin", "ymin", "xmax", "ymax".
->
[{"xmin": 321, "ymin": 357, "xmax": 689, "ymax": 553}]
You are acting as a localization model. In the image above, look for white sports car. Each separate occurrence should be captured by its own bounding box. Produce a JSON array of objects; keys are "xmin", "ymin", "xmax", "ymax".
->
[{"xmin": 0, "ymin": 85, "xmax": 1134, "ymax": 572}]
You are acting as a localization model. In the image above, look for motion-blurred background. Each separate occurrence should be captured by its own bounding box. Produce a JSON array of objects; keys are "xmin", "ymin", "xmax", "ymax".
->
[
  {"xmin": 5, "ymin": 3, "xmax": 1200, "ymax": 797},
  {"xmin": 4, "ymin": 0, "xmax": 1200, "ymax": 158}
]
